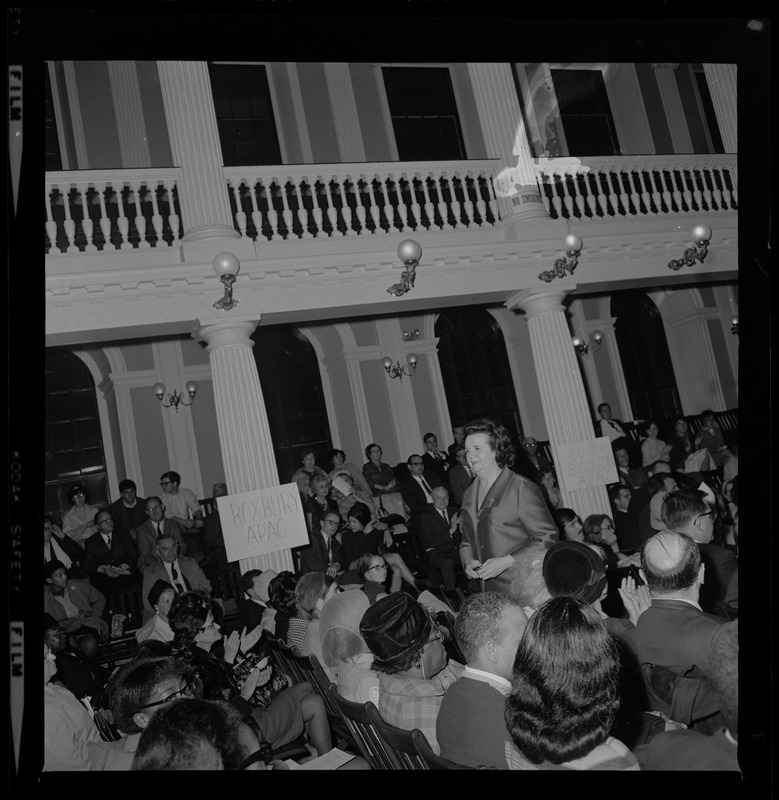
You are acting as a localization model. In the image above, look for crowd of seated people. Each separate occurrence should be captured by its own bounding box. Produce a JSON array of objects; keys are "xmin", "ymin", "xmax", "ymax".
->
[{"xmin": 43, "ymin": 413, "xmax": 740, "ymax": 772}]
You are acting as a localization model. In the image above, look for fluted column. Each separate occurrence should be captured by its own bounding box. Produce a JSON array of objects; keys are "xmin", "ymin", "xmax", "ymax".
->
[
  {"xmin": 157, "ymin": 61, "xmax": 240, "ymax": 241},
  {"xmin": 651, "ymin": 63, "xmax": 693, "ymax": 154},
  {"xmin": 194, "ymin": 318, "xmax": 294, "ymax": 574},
  {"xmin": 107, "ymin": 61, "xmax": 151, "ymax": 168},
  {"xmin": 324, "ymin": 63, "xmax": 366, "ymax": 163},
  {"xmin": 702, "ymin": 64, "xmax": 737, "ymax": 153},
  {"xmin": 506, "ymin": 287, "xmax": 610, "ymax": 519},
  {"xmin": 467, "ymin": 63, "xmax": 548, "ymax": 222}
]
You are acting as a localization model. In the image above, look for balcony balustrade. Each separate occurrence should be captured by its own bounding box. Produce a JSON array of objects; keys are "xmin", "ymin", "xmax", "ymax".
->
[
  {"xmin": 45, "ymin": 168, "xmax": 183, "ymax": 255},
  {"xmin": 223, "ymin": 160, "xmax": 501, "ymax": 242},
  {"xmin": 535, "ymin": 154, "xmax": 737, "ymax": 221}
]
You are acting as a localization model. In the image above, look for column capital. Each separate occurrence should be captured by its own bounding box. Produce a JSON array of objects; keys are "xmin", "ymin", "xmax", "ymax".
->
[
  {"xmin": 506, "ymin": 285, "xmax": 577, "ymax": 318},
  {"xmin": 193, "ymin": 317, "xmax": 261, "ymax": 351}
]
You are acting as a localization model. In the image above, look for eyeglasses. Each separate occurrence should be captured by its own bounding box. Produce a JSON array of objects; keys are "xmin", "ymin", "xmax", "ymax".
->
[
  {"xmin": 72, "ymin": 491, "xmax": 85, "ymax": 497},
  {"xmin": 522, "ymin": 442, "xmax": 537, "ymax": 448},
  {"xmin": 238, "ymin": 740, "xmax": 273, "ymax": 770},
  {"xmin": 97, "ymin": 519, "xmax": 114, "ymax": 526},
  {"xmin": 199, "ymin": 619, "xmax": 217, "ymax": 633},
  {"xmin": 138, "ymin": 680, "xmax": 197, "ymax": 710},
  {"xmin": 160, "ymin": 481, "xmax": 172, "ymax": 487},
  {"xmin": 367, "ymin": 563, "xmax": 387, "ymax": 572}
]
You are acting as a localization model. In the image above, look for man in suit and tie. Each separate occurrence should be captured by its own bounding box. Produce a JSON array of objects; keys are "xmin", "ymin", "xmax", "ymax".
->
[
  {"xmin": 81, "ymin": 509, "xmax": 139, "ymax": 593},
  {"xmin": 417, "ymin": 486, "xmax": 462, "ymax": 591},
  {"xmin": 614, "ymin": 446, "xmax": 647, "ymax": 490},
  {"xmin": 298, "ymin": 511, "xmax": 346, "ymax": 578},
  {"xmin": 595, "ymin": 402, "xmax": 628, "ymax": 442},
  {"xmin": 400, "ymin": 454, "xmax": 446, "ymax": 526},
  {"xmin": 136, "ymin": 496, "xmax": 188, "ymax": 572},
  {"xmin": 421, "ymin": 433, "xmax": 450, "ymax": 487},
  {"xmin": 447, "ymin": 445, "xmax": 475, "ymax": 508},
  {"xmin": 141, "ymin": 535, "xmax": 211, "ymax": 621},
  {"xmin": 634, "ymin": 530, "xmax": 727, "ymax": 676},
  {"xmin": 661, "ymin": 489, "xmax": 738, "ymax": 618}
]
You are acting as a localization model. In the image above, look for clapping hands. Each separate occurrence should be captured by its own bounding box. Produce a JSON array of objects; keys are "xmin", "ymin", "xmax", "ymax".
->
[
  {"xmin": 617, "ymin": 570, "xmax": 652, "ymax": 626},
  {"xmin": 240, "ymin": 625, "xmax": 263, "ymax": 654}
]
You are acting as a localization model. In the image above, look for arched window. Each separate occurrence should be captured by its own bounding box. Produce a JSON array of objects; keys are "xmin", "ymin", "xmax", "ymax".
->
[
  {"xmin": 435, "ymin": 307, "xmax": 524, "ymax": 440},
  {"xmin": 611, "ymin": 291, "xmax": 682, "ymax": 421},
  {"xmin": 252, "ymin": 326, "xmax": 332, "ymax": 482},
  {"xmin": 45, "ymin": 349, "xmax": 109, "ymax": 521}
]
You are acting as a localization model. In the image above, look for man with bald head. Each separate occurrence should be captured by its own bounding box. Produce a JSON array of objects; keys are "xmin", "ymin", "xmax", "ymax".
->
[
  {"xmin": 437, "ymin": 592, "xmax": 528, "ymax": 768},
  {"xmin": 634, "ymin": 530, "xmax": 726, "ymax": 676}
]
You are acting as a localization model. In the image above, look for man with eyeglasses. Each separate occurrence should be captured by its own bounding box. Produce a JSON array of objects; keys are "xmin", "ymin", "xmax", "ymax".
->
[
  {"xmin": 399, "ymin": 453, "xmax": 446, "ymax": 526},
  {"xmin": 81, "ymin": 508, "xmax": 139, "ymax": 593},
  {"xmin": 99, "ymin": 655, "xmax": 196, "ymax": 770},
  {"xmin": 136, "ymin": 496, "xmax": 188, "ymax": 571},
  {"xmin": 298, "ymin": 512, "xmax": 345, "ymax": 578},
  {"xmin": 360, "ymin": 592, "xmax": 464, "ymax": 754},
  {"xmin": 661, "ymin": 489, "xmax": 737, "ymax": 617},
  {"xmin": 141, "ymin": 535, "xmax": 212, "ymax": 621}
]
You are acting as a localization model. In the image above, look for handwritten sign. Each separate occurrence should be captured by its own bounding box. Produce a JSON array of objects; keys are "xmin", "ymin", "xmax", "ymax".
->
[
  {"xmin": 218, "ymin": 483, "xmax": 309, "ymax": 563},
  {"xmin": 554, "ymin": 437, "xmax": 618, "ymax": 494}
]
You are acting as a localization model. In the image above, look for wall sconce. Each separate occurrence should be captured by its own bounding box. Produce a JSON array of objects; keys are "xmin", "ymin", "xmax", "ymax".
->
[
  {"xmin": 538, "ymin": 233, "xmax": 583, "ymax": 282},
  {"xmin": 212, "ymin": 252, "xmax": 241, "ymax": 310},
  {"xmin": 388, "ymin": 239, "xmax": 422, "ymax": 297},
  {"xmin": 402, "ymin": 328, "xmax": 420, "ymax": 341},
  {"xmin": 154, "ymin": 381, "xmax": 198, "ymax": 412},
  {"xmin": 668, "ymin": 223, "xmax": 711, "ymax": 270},
  {"xmin": 571, "ymin": 336, "xmax": 590, "ymax": 356},
  {"xmin": 730, "ymin": 316, "xmax": 739, "ymax": 336},
  {"xmin": 382, "ymin": 353, "xmax": 418, "ymax": 381}
]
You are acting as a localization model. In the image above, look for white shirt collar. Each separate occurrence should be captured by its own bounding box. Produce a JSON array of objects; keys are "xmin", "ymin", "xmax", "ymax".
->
[{"xmin": 463, "ymin": 665, "xmax": 512, "ymax": 695}]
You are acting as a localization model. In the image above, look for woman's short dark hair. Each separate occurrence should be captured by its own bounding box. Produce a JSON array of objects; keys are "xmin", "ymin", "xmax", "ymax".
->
[
  {"xmin": 553, "ymin": 507, "xmax": 577, "ymax": 534},
  {"xmin": 700, "ymin": 409, "xmax": 715, "ymax": 421},
  {"xmin": 67, "ymin": 483, "xmax": 88, "ymax": 504},
  {"xmin": 538, "ymin": 466, "xmax": 556, "ymax": 483},
  {"xmin": 299, "ymin": 447, "xmax": 316, "ymax": 461},
  {"xmin": 504, "ymin": 596, "xmax": 621, "ymax": 765},
  {"xmin": 329, "ymin": 448, "xmax": 346, "ymax": 463},
  {"xmin": 347, "ymin": 502, "xmax": 372, "ymax": 528},
  {"xmin": 267, "ymin": 571, "xmax": 298, "ymax": 615},
  {"xmin": 160, "ymin": 471, "xmax": 181, "ymax": 487},
  {"xmin": 364, "ymin": 443, "xmax": 381, "ymax": 460},
  {"xmin": 356, "ymin": 553, "xmax": 384, "ymax": 582},
  {"xmin": 462, "ymin": 418, "xmax": 515, "ymax": 468},
  {"xmin": 640, "ymin": 419, "xmax": 657, "ymax": 437},
  {"xmin": 167, "ymin": 590, "xmax": 212, "ymax": 645},
  {"xmin": 582, "ymin": 514, "xmax": 611, "ymax": 543},
  {"xmin": 133, "ymin": 699, "xmax": 253, "ymax": 770}
]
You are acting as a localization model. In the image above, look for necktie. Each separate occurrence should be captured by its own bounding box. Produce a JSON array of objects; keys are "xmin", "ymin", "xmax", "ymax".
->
[
  {"xmin": 466, "ymin": 467, "xmax": 473, "ymax": 479},
  {"xmin": 156, "ymin": 522, "xmax": 163, "ymax": 538},
  {"xmin": 327, "ymin": 537, "xmax": 333, "ymax": 563},
  {"xmin": 171, "ymin": 563, "xmax": 183, "ymax": 593},
  {"xmin": 439, "ymin": 508, "xmax": 448, "ymax": 525},
  {"xmin": 105, "ymin": 534, "xmax": 112, "ymax": 548}
]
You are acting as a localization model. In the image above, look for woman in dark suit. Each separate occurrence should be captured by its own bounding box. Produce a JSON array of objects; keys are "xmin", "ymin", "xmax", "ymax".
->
[{"xmin": 459, "ymin": 418, "xmax": 559, "ymax": 595}]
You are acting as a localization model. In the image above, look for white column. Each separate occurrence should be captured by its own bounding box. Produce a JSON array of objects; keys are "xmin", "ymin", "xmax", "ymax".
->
[
  {"xmin": 410, "ymin": 336, "xmax": 453, "ymax": 450},
  {"xmin": 157, "ymin": 61, "xmax": 240, "ymax": 241},
  {"xmin": 107, "ymin": 371, "xmax": 146, "ymax": 496},
  {"xmin": 466, "ymin": 62, "xmax": 548, "ymax": 222},
  {"xmin": 651, "ymin": 63, "xmax": 693, "ymax": 154},
  {"xmin": 324, "ymin": 63, "xmax": 366, "ymax": 163},
  {"xmin": 107, "ymin": 61, "xmax": 151, "ymax": 168},
  {"xmin": 702, "ymin": 64, "xmax": 737, "ymax": 153},
  {"xmin": 194, "ymin": 318, "xmax": 294, "ymax": 574},
  {"xmin": 507, "ymin": 287, "xmax": 610, "ymax": 519},
  {"xmin": 340, "ymin": 346, "xmax": 379, "ymax": 449},
  {"xmin": 599, "ymin": 317, "xmax": 634, "ymax": 422},
  {"xmin": 568, "ymin": 299, "xmax": 603, "ymax": 413}
]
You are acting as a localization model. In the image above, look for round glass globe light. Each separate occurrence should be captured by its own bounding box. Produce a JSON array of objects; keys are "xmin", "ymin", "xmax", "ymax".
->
[
  {"xmin": 691, "ymin": 224, "xmax": 712, "ymax": 244},
  {"xmin": 212, "ymin": 252, "xmax": 241, "ymax": 277},
  {"xmin": 397, "ymin": 239, "xmax": 422, "ymax": 264},
  {"xmin": 563, "ymin": 233, "xmax": 582, "ymax": 254}
]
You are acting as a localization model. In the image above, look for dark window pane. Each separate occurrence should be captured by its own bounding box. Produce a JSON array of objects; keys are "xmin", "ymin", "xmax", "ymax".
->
[
  {"xmin": 51, "ymin": 422, "xmax": 76, "ymax": 451},
  {"xmin": 72, "ymin": 390, "xmax": 97, "ymax": 419},
  {"xmin": 208, "ymin": 63, "xmax": 282, "ymax": 166},
  {"xmin": 80, "ymin": 448, "xmax": 104, "ymax": 472},
  {"xmin": 56, "ymin": 451, "xmax": 81, "ymax": 479},
  {"xmin": 382, "ymin": 67, "xmax": 467, "ymax": 161},
  {"xmin": 47, "ymin": 394, "xmax": 73, "ymax": 423},
  {"xmin": 76, "ymin": 419, "xmax": 101, "ymax": 448}
]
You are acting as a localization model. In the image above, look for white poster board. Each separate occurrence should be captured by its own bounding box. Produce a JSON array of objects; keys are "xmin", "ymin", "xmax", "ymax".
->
[
  {"xmin": 554, "ymin": 437, "xmax": 619, "ymax": 494},
  {"xmin": 217, "ymin": 483, "xmax": 309, "ymax": 563}
]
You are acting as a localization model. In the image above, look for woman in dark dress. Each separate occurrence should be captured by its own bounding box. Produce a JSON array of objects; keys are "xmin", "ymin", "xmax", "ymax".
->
[{"xmin": 361, "ymin": 443, "xmax": 398, "ymax": 495}]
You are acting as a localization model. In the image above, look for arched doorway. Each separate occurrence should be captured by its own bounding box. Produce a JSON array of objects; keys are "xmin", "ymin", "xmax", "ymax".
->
[
  {"xmin": 611, "ymin": 291, "xmax": 682, "ymax": 421},
  {"xmin": 435, "ymin": 307, "xmax": 524, "ymax": 440},
  {"xmin": 45, "ymin": 349, "xmax": 110, "ymax": 521},
  {"xmin": 252, "ymin": 325, "xmax": 332, "ymax": 483}
]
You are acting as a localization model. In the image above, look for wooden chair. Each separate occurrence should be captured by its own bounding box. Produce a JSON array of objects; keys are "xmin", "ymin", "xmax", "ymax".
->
[
  {"xmin": 364, "ymin": 702, "xmax": 428, "ymax": 769},
  {"xmin": 306, "ymin": 655, "xmax": 358, "ymax": 750},
  {"xmin": 327, "ymin": 684, "xmax": 398, "ymax": 770},
  {"xmin": 412, "ymin": 729, "xmax": 474, "ymax": 770},
  {"xmin": 198, "ymin": 496, "xmax": 215, "ymax": 517},
  {"xmin": 267, "ymin": 635, "xmax": 309, "ymax": 686}
]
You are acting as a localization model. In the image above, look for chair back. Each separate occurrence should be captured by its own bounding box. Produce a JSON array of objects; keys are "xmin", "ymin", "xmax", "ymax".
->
[
  {"xmin": 412, "ymin": 729, "xmax": 474, "ymax": 769},
  {"xmin": 307, "ymin": 655, "xmax": 357, "ymax": 748},
  {"xmin": 267, "ymin": 636, "xmax": 308, "ymax": 685},
  {"xmin": 363, "ymin": 701, "xmax": 428, "ymax": 769},
  {"xmin": 327, "ymin": 684, "xmax": 398, "ymax": 770}
]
